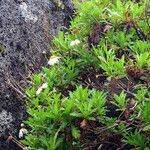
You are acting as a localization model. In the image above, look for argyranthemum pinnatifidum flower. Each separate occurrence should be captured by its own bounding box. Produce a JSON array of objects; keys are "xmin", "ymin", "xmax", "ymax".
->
[
  {"xmin": 48, "ymin": 55, "xmax": 60, "ymax": 65},
  {"xmin": 19, "ymin": 128, "xmax": 28, "ymax": 138},
  {"xmin": 70, "ymin": 39, "xmax": 81, "ymax": 46},
  {"xmin": 19, "ymin": 124, "xmax": 28, "ymax": 138},
  {"xmin": 36, "ymin": 82, "xmax": 48, "ymax": 95}
]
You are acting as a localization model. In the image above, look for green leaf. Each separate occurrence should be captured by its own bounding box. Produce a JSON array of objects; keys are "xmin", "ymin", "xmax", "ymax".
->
[
  {"xmin": 143, "ymin": 124, "xmax": 150, "ymax": 131},
  {"xmin": 72, "ymin": 126, "xmax": 80, "ymax": 139}
]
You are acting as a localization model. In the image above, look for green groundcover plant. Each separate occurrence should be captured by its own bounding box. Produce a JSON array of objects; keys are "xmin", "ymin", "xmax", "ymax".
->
[{"xmin": 21, "ymin": 0, "xmax": 150, "ymax": 149}]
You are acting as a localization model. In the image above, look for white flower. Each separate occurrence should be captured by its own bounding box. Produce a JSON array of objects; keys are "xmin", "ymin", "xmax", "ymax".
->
[
  {"xmin": 70, "ymin": 39, "xmax": 81, "ymax": 46},
  {"xmin": 42, "ymin": 51, "xmax": 46, "ymax": 54},
  {"xmin": 19, "ymin": 128, "xmax": 28, "ymax": 138},
  {"xmin": 74, "ymin": 39, "xmax": 81, "ymax": 45},
  {"xmin": 41, "ymin": 83, "xmax": 48, "ymax": 89},
  {"xmin": 48, "ymin": 55, "xmax": 60, "ymax": 65},
  {"xmin": 36, "ymin": 88, "xmax": 42, "ymax": 95},
  {"xmin": 21, "ymin": 123, "xmax": 25, "ymax": 127},
  {"xmin": 36, "ymin": 83, "xmax": 48, "ymax": 95}
]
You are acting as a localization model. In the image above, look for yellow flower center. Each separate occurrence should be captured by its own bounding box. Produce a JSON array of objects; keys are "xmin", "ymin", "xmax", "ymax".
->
[{"xmin": 50, "ymin": 55, "xmax": 57, "ymax": 60}]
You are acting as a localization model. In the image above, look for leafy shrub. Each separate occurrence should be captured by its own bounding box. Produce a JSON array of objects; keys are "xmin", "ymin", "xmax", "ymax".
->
[
  {"xmin": 22, "ymin": 0, "xmax": 150, "ymax": 149},
  {"xmin": 23, "ymin": 86, "xmax": 106, "ymax": 149}
]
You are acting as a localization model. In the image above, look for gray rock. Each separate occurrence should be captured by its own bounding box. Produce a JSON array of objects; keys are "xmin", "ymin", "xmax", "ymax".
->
[
  {"xmin": 0, "ymin": 110, "xmax": 13, "ymax": 134},
  {"xmin": 0, "ymin": 0, "xmax": 73, "ymax": 148}
]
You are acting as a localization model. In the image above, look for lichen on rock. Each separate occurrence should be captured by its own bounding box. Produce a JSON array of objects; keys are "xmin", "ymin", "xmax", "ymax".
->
[
  {"xmin": 0, "ymin": 110, "xmax": 13, "ymax": 135},
  {"xmin": 20, "ymin": 2, "xmax": 38, "ymax": 23}
]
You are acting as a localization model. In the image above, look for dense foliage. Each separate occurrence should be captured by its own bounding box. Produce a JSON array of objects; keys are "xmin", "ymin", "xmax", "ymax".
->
[{"xmin": 22, "ymin": 0, "xmax": 150, "ymax": 149}]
